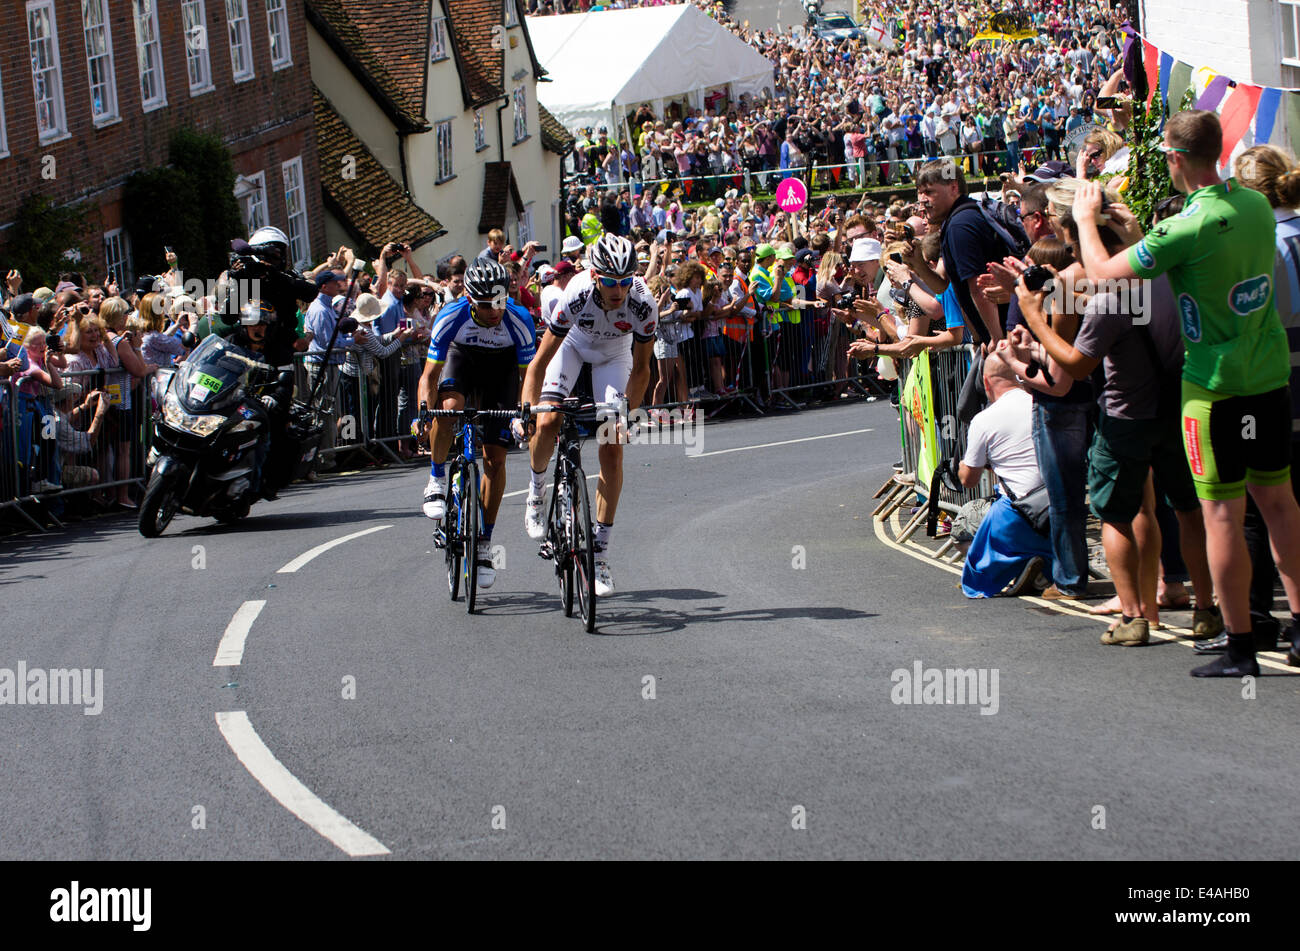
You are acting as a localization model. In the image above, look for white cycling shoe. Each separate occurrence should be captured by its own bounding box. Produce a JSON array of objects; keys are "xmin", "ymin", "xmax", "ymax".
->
[
  {"xmin": 476, "ymin": 540, "xmax": 496, "ymax": 588},
  {"xmin": 524, "ymin": 494, "xmax": 546, "ymax": 540},
  {"xmin": 422, "ymin": 476, "xmax": 447, "ymax": 520},
  {"xmin": 594, "ymin": 558, "xmax": 615, "ymax": 597}
]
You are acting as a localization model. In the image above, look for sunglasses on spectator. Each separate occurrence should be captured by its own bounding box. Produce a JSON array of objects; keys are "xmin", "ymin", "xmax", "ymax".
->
[
  {"xmin": 597, "ymin": 276, "xmax": 634, "ymax": 288},
  {"xmin": 1156, "ymin": 143, "xmax": 1188, "ymax": 154}
]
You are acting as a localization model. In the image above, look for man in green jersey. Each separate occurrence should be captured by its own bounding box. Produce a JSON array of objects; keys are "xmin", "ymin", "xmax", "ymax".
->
[{"xmin": 1068, "ymin": 110, "xmax": 1300, "ymax": 678}]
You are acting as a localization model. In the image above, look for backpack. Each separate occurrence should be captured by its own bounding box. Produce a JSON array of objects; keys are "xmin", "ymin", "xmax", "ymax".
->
[{"xmin": 974, "ymin": 195, "xmax": 1032, "ymax": 259}]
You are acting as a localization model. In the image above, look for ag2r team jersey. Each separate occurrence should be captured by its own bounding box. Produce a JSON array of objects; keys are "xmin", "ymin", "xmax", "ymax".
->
[
  {"xmin": 548, "ymin": 271, "xmax": 658, "ymax": 345},
  {"xmin": 426, "ymin": 296, "xmax": 537, "ymax": 368}
]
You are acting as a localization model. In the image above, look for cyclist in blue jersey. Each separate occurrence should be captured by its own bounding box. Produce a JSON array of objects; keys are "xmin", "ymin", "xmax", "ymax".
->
[{"xmin": 418, "ymin": 261, "xmax": 536, "ymax": 588}]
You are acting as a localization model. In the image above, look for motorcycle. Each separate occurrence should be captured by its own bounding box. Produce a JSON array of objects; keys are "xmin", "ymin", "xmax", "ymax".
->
[{"xmin": 138, "ymin": 320, "xmax": 353, "ymax": 537}]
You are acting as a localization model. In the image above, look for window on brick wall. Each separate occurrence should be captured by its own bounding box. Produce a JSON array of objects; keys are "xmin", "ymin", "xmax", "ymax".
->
[
  {"xmin": 82, "ymin": 0, "xmax": 119, "ymax": 125},
  {"xmin": 474, "ymin": 108, "xmax": 487, "ymax": 151},
  {"xmin": 436, "ymin": 119, "xmax": 454, "ymax": 182},
  {"xmin": 104, "ymin": 229, "xmax": 134, "ymax": 290},
  {"xmin": 134, "ymin": 0, "xmax": 167, "ymax": 110},
  {"xmin": 27, "ymin": 1, "xmax": 68, "ymax": 142},
  {"xmin": 226, "ymin": 0, "xmax": 255, "ymax": 82},
  {"xmin": 237, "ymin": 170, "xmax": 267, "ymax": 233},
  {"xmin": 281, "ymin": 157, "xmax": 309, "ymax": 270},
  {"xmin": 1282, "ymin": 1, "xmax": 1300, "ymax": 66},
  {"xmin": 183, "ymin": 1, "xmax": 213, "ymax": 94},
  {"xmin": 505, "ymin": 0, "xmax": 518, "ymax": 28},
  {"xmin": 0, "ymin": 64, "xmax": 10, "ymax": 158},
  {"xmin": 267, "ymin": 0, "xmax": 292, "ymax": 70}
]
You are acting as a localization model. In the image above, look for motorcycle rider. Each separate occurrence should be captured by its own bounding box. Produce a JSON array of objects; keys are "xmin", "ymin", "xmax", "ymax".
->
[
  {"xmin": 222, "ymin": 226, "xmax": 317, "ymax": 367},
  {"xmin": 231, "ymin": 299, "xmax": 295, "ymax": 500}
]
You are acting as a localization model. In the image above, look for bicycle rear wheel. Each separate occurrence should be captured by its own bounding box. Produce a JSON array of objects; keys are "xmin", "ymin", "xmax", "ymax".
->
[
  {"xmin": 569, "ymin": 469, "xmax": 596, "ymax": 633},
  {"xmin": 550, "ymin": 470, "xmax": 575, "ymax": 617},
  {"xmin": 464, "ymin": 465, "xmax": 480, "ymax": 614},
  {"xmin": 445, "ymin": 460, "xmax": 464, "ymax": 601}
]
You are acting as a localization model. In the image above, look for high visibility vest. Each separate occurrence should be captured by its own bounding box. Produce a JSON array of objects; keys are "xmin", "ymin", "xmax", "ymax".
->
[
  {"xmin": 580, "ymin": 213, "xmax": 602, "ymax": 246},
  {"xmin": 721, "ymin": 273, "xmax": 754, "ymax": 342},
  {"xmin": 750, "ymin": 265, "xmax": 797, "ymax": 328}
]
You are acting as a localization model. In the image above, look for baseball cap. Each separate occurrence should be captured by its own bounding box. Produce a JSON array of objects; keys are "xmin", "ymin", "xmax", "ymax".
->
[
  {"xmin": 314, "ymin": 270, "xmax": 345, "ymax": 287},
  {"xmin": 552, "ymin": 260, "xmax": 576, "ymax": 277},
  {"xmin": 134, "ymin": 275, "xmax": 160, "ymax": 297},
  {"xmin": 794, "ymin": 248, "xmax": 817, "ymax": 266},
  {"xmin": 1023, "ymin": 161, "xmax": 1074, "ymax": 183},
  {"xmin": 8, "ymin": 293, "xmax": 37, "ymax": 319},
  {"xmin": 536, "ymin": 265, "xmax": 557, "ymax": 285},
  {"xmin": 774, "ymin": 247, "xmax": 795, "ymax": 260},
  {"xmin": 754, "ymin": 243, "xmax": 776, "ymax": 260},
  {"xmin": 849, "ymin": 238, "xmax": 883, "ymax": 263}
]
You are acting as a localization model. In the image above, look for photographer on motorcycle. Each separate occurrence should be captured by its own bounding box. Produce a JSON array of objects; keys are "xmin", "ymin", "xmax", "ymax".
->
[{"xmin": 221, "ymin": 226, "xmax": 317, "ymax": 367}]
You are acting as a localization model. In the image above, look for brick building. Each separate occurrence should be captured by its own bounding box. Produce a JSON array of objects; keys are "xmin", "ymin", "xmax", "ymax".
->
[{"xmin": 0, "ymin": 0, "xmax": 325, "ymax": 286}]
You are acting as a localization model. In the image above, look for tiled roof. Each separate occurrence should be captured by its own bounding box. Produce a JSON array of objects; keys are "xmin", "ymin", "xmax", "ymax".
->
[
  {"xmin": 445, "ymin": 0, "xmax": 506, "ymax": 107},
  {"xmin": 306, "ymin": 0, "xmax": 429, "ymax": 129},
  {"xmin": 314, "ymin": 88, "xmax": 445, "ymax": 251},
  {"xmin": 538, "ymin": 103, "xmax": 574, "ymax": 155},
  {"xmin": 478, "ymin": 162, "xmax": 525, "ymax": 234}
]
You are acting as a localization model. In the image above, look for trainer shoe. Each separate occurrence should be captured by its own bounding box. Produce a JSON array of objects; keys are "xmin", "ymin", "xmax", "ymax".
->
[
  {"xmin": 524, "ymin": 494, "xmax": 546, "ymax": 540},
  {"xmin": 422, "ymin": 476, "xmax": 446, "ymax": 520},
  {"xmin": 1191, "ymin": 606, "xmax": 1224, "ymax": 639},
  {"xmin": 476, "ymin": 540, "xmax": 496, "ymax": 589},
  {"xmin": 594, "ymin": 558, "xmax": 615, "ymax": 597},
  {"xmin": 1101, "ymin": 616, "xmax": 1149, "ymax": 646},
  {"xmin": 1004, "ymin": 557, "xmax": 1045, "ymax": 597}
]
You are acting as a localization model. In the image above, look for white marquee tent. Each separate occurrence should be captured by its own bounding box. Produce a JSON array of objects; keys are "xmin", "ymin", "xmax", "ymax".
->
[{"xmin": 526, "ymin": 5, "xmax": 775, "ymax": 141}]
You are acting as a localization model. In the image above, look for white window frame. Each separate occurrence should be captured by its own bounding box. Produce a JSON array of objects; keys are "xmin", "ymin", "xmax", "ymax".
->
[
  {"xmin": 183, "ymin": 0, "xmax": 214, "ymax": 95},
  {"xmin": 27, "ymin": 1, "xmax": 69, "ymax": 143},
  {"xmin": 519, "ymin": 203, "xmax": 535, "ymax": 247},
  {"xmin": 0, "ymin": 63, "xmax": 9, "ymax": 158},
  {"xmin": 226, "ymin": 0, "xmax": 256, "ymax": 82},
  {"xmin": 505, "ymin": 0, "xmax": 518, "ymax": 28},
  {"xmin": 1282, "ymin": 1, "xmax": 1300, "ymax": 67},
  {"xmin": 281, "ymin": 157, "xmax": 309, "ymax": 270},
  {"xmin": 103, "ymin": 229, "xmax": 134, "ymax": 289},
  {"xmin": 430, "ymin": 15, "xmax": 449, "ymax": 63},
  {"xmin": 474, "ymin": 108, "xmax": 488, "ymax": 152},
  {"xmin": 239, "ymin": 170, "xmax": 267, "ymax": 233},
  {"xmin": 436, "ymin": 119, "xmax": 454, "ymax": 182},
  {"xmin": 81, "ymin": 0, "xmax": 119, "ymax": 127},
  {"xmin": 134, "ymin": 0, "xmax": 167, "ymax": 111},
  {"xmin": 512, "ymin": 85, "xmax": 528, "ymax": 143},
  {"xmin": 266, "ymin": 0, "xmax": 292, "ymax": 71}
]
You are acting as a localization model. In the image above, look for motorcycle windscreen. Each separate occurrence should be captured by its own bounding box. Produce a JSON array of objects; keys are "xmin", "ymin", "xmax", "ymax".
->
[{"xmin": 174, "ymin": 335, "xmax": 258, "ymax": 413}]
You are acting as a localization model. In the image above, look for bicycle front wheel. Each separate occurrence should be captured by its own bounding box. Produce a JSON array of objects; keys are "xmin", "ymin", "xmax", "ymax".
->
[
  {"xmin": 445, "ymin": 460, "xmax": 464, "ymax": 601},
  {"xmin": 569, "ymin": 470, "xmax": 596, "ymax": 633},
  {"xmin": 464, "ymin": 465, "xmax": 480, "ymax": 614},
  {"xmin": 550, "ymin": 471, "xmax": 574, "ymax": 617}
]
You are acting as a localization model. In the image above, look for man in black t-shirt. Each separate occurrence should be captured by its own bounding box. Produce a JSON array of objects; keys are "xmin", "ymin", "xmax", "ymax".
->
[{"xmin": 901, "ymin": 159, "xmax": 1006, "ymax": 344}]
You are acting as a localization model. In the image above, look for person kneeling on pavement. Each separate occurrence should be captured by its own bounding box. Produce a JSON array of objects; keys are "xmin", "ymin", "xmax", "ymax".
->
[{"xmin": 958, "ymin": 347, "xmax": 1056, "ymax": 598}]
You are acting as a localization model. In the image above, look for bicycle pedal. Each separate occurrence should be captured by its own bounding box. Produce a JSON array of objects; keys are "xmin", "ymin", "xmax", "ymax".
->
[
  {"xmin": 433, "ymin": 529, "xmax": 447, "ymax": 549},
  {"xmin": 537, "ymin": 542, "xmax": 553, "ymax": 559}
]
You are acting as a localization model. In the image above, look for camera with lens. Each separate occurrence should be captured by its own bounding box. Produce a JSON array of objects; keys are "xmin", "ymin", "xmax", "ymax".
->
[
  {"xmin": 833, "ymin": 288, "xmax": 857, "ymax": 309},
  {"xmin": 46, "ymin": 334, "xmax": 64, "ymax": 353},
  {"xmin": 1021, "ymin": 264, "xmax": 1055, "ymax": 294}
]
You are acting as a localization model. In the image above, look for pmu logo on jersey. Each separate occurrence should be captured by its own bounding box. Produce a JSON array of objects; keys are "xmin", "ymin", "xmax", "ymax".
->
[
  {"xmin": 613, "ymin": 320, "xmax": 633, "ymax": 333},
  {"xmin": 1229, "ymin": 274, "xmax": 1271, "ymax": 315},
  {"xmin": 1178, "ymin": 294, "xmax": 1201, "ymax": 342},
  {"xmin": 1134, "ymin": 239, "xmax": 1155, "ymax": 269}
]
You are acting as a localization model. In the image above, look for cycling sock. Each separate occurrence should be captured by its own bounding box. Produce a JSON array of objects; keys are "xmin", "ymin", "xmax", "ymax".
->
[
  {"xmin": 481, "ymin": 522, "xmax": 493, "ymax": 543},
  {"xmin": 529, "ymin": 468, "xmax": 546, "ymax": 497},
  {"xmin": 594, "ymin": 521, "xmax": 613, "ymax": 554},
  {"xmin": 432, "ymin": 462, "xmax": 445, "ymax": 478}
]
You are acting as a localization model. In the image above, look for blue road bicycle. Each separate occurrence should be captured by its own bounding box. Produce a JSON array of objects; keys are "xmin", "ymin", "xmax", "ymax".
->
[{"xmin": 420, "ymin": 403, "xmax": 518, "ymax": 614}]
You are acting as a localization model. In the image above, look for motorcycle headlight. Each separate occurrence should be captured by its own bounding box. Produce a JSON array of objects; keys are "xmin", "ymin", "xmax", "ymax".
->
[{"xmin": 163, "ymin": 391, "xmax": 225, "ymax": 436}]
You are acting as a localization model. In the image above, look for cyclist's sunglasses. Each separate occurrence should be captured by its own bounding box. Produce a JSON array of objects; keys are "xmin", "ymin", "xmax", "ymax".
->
[{"xmin": 596, "ymin": 276, "xmax": 634, "ymax": 288}]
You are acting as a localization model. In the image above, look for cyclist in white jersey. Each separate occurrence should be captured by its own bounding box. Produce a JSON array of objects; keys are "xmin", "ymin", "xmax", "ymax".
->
[{"xmin": 517, "ymin": 234, "xmax": 656, "ymax": 596}]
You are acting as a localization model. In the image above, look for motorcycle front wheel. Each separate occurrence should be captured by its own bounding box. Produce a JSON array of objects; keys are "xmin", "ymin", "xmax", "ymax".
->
[{"xmin": 138, "ymin": 473, "xmax": 181, "ymax": 538}]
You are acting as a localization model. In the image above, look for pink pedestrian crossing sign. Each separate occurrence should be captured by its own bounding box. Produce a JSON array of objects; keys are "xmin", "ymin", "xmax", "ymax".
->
[{"xmin": 775, "ymin": 177, "xmax": 808, "ymax": 214}]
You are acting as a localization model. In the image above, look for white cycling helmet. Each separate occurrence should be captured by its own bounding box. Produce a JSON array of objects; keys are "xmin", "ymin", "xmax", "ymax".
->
[{"xmin": 587, "ymin": 234, "xmax": 635, "ymax": 278}]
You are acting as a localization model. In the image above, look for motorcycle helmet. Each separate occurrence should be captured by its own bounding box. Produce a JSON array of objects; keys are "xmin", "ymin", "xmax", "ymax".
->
[
  {"xmin": 248, "ymin": 226, "xmax": 290, "ymax": 267},
  {"xmin": 239, "ymin": 299, "xmax": 276, "ymax": 326}
]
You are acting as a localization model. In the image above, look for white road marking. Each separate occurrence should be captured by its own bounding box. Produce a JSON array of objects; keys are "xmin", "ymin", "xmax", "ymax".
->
[
  {"xmin": 502, "ymin": 472, "xmax": 598, "ymax": 500},
  {"xmin": 215, "ymin": 711, "xmax": 390, "ymax": 857},
  {"xmin": 213, "ymin": 600, "xmax": 266, "ymax": 667},
  {"xmin": 690, "ymin": 428, "xmax": 872, "ymax": 458},
  {"xmin": 277, "ymin": 525, "xmax": 392, "ymax": 573}
]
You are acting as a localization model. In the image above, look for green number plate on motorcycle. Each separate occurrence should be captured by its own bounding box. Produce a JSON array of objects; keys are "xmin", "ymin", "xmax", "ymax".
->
[{"xmin": 194, "ymin": 372, "xmax": 224, "ymax": 393}]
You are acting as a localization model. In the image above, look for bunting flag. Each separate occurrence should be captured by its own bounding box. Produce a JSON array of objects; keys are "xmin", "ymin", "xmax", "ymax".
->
[
  {"xmin": 1219, "ymin": 83, "xmax": 1263, "ymax": 167},
  {"xmin": 1254, "ymin": 87, "xmax": 1282, "ymax": 148},
  {"xmin": 1196, "ymin": 75, "xmax": 1231, "ymax": 112},
  {"xmin": 1167, "ymin": 60, "xmax": 1193, "ymax": 109},
  {"xmin": 683, "ymin": 179, "xmax": 693, "ymax": 197},
  {"xmin": 1158, "ymin": 52, "xmax": 1173, "ymax": 109},
  {"xmin": 831, "ymin": 166, "xmax": 842, "ymax": 184},
  {"xmin": 1286, "ymin": 93, "xmax": 1300, "ymax": 158},
  {"xmin": 1143, "ymin": 39, "xmax": 1160, "ymax": 105}
]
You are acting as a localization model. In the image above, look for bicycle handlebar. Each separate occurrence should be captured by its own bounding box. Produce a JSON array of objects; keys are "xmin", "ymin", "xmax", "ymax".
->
[{"xmin": 418, "ymin": 401, "xmax": 520, "ymax": 423}]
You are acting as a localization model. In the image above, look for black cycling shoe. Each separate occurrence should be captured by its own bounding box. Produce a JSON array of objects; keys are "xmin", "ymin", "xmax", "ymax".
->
[
  {"xmin": 1191, "ymin": 653, "xmax": 1261, "ymax": 678},
  {"xmin": 1192, "ymin": 630, "xmax": 1277, "ymax": 654}
]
